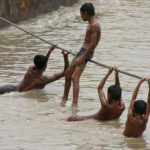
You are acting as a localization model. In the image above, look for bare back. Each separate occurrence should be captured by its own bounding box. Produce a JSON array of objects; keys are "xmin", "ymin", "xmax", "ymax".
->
[
  {"xmin": 67, "ymin": 101, "xmax": 125, "ymax": 122},
  {"xmin": 95, "ymin": 102, "xmax": 125, "ymax": 121},
  {"xmin": 123, "ymin": 114, "xmax": 148, "ymax": 137}
]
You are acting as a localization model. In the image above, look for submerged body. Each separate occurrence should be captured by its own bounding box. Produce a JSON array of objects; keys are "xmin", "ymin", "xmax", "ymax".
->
[
  {"xmin": 123, "ymin": 115, "xmax": 147, "ymax": 137},
  {"xmin": 67, "ymin": 102, "xmax": 125, "ymax": 121},
  {"xmin": 123, "ymin": 79, "xmax": 150, "ymax": 138},
  {"xmin": 67, "ymin": 68, "xmax": 125, "ymax": 121}
]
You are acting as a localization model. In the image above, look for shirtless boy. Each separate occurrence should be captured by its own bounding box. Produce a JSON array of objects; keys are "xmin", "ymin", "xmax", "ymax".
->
[
  {"xmin": 67, "ymin": 67, "xmax": 125, "ymax": 121},
  {"xmin": 61, "ymin": 3, "xmax": 101, "ymax": 108},
  {"xmin": 123, "ymin": 78, "xmax": 150, "ymax": 138},
  {"xmin": 0, "ymin": 45, "xmax": 69, "ymax": 94}
]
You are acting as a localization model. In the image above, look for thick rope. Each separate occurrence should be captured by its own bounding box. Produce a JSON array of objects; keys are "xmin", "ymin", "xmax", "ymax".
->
[{"xmin": 0, "ymin": 17, "xmax": 142, "ymax": 79}]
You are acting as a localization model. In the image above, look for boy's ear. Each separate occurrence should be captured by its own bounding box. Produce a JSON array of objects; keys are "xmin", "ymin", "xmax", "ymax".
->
[
  {"xmin": 43, "ymin": 65, "xmax": 47, "ymax": 71},
  {"xmin": 107, "ymin": 94, "xmax": 110, "ymax": 100},
  {"xmin": 84, "ymin": 12, "xmax": 89, "ymax": 16}
]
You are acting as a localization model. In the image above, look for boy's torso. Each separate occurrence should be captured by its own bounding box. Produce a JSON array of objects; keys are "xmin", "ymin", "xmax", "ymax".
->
[
  {"xmin": 95, "ymin": 104, "xmax": 125, "ymax": 120},
  {"xmin": 17, "ymin": 66, "xmax": 46, "ymax": 91},
  {"xmin": 123, "ymin": 115, "xmax": 147, "ymax": 137}
]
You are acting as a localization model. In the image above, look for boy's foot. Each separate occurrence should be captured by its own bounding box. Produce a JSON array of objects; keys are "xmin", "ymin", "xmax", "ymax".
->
[{"xmin": 60, "ymin": 99, "xmax": 67, "ymax": 107}]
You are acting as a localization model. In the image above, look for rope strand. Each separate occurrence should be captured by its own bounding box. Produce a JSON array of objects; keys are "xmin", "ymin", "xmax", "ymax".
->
[{"xmin": 0, "ymin": 17, "xmax": 142, "ymax": 79}]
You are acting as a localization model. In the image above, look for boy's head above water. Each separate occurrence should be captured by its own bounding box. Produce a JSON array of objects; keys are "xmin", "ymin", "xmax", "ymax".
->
[
  {"xmin": 34, "ymin": 55, "xmax": 48, "ymax": 70},
  {"xmin": 133, "ymin": 100, "xmax": 147, "ymax": 115},
  {"xmin": 107, "ymin": 85, "xmax": 122, "ymax": 103}
]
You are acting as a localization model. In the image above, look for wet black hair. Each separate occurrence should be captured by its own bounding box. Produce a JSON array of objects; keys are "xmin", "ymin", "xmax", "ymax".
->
[
  {"xmin": 80, "ymin": 3, "xmax": 95, "ymax": 16},
  {"xmin": 34, "ymin": 55, "xmax": 47, "ymax": 70},
  {"xmin": 134, "ymin": 100, "xmax": 147, "ymax": 115},
  {"xmin": 108, "ymin": 85, "xmax": 122, "ymax": 101}
]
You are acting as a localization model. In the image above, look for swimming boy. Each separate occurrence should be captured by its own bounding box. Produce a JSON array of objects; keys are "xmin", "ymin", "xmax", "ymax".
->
[
  {"xmin": 61, "ymin": 2, "xmax": 101, "ymax": 108},
  {"xmin": 0, "ymin": 45, "xmax": 69, "ymax": 94},
  {"xmin": 123, "ymin": 78, "xmax": 150, "ymax": 138},
  {"xmin": 66, "ymin": 67, "xmax": 125, "ymax": 121}
]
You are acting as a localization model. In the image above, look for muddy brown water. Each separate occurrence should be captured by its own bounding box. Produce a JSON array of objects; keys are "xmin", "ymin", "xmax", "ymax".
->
[{"xmin": 0, "ymin": 0, "xmax": 150, "ymax": 149}]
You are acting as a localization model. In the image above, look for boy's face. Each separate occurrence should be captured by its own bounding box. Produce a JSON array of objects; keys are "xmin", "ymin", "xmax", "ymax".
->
[{"xmin": 80, "ymin": 11, "xmax": 88, "ymax": 21}]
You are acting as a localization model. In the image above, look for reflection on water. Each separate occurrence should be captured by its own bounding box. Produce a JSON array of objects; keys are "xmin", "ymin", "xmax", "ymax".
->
[
  {"xmin": 0, "ymin": 0, "xmax": 150, "ymax": 149},
  {"xmin": 22, "ymin": 90, "xmax": 50, "ymax": 102},
  {"xmin": 124, "ymin": 137, "xmax": 149, "ymax": 150}
]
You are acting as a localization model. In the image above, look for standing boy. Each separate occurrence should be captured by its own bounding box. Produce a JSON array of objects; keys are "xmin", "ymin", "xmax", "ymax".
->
[
  {"xmin": 61, "ymin": 3, "xmax": 101, "ymax": 108},
  {"xmin": 66, "ymin": 67, "xmax": 125, "ymax": 121},
  {"xmin": 123, "ymin": 78, "xmax": 150, "ymax": 138}
]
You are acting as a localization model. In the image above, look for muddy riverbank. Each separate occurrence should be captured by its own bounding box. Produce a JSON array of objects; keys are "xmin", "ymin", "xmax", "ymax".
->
[{"xmin": 0, "ymin": 0, "xmax": 78, "ymax": 28}]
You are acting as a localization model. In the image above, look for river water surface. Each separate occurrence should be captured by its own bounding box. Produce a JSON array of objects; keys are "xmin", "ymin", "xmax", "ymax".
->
[{"xmin": 0, "ymin": 0, "xmax": 150, "ymax": 149}]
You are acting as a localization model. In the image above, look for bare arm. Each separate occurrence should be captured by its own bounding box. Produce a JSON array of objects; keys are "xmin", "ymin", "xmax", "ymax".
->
[
  {"xmin": 128, "ymin": 78, "xmax": 146, "ymax": 115},
  {"xmin": 147, "ymin": 80, "xmax": 150, "ymax": 106},
  {"xmin": 114, "ymin": 68, "xmax": 120, "ymax": 86},
  {"xmin": 145, "ymin": 80, "xmax": 150, "ymax": 119},
  {"xmin": 44, "ymin": 51, "xmax": 69, "ymax": 84},
  {"xmin": 98, "ymin": 67, "xmax": 113, "ymax": 106},
  {"xmin": 45, "ymin": 44, "xmax": 57, "ymax": 60},
  {"xmin": 62, "ymin": 51, "xmax": 69, "ymax": 72},
  {"xmin": 67, "ymin": 114, "xmax": 96, "ymax": 122}
]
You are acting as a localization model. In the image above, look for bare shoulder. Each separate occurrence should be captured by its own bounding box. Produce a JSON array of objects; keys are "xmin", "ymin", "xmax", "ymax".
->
[
  {"xmin": 92, "ymin": 20, "xmax": 100, "ymax": 30},
  {"xmin": 127, "ymin": 113, "xmax": 134, "ymax": 121},
  {"xmin": 41, "ymin": 75, "xmax": 49, "ymax": 83},
  {"xmin": 89, "ymin": 22, "xmax": 101, "ymax": 36},
  {"xmin": 41, "ymin": 74, "xmax": 58, "ymax": 84},
  {"xmin": 143, "ymin": 113, "xmax": 149, "ymax": 122},
  {"xmin": 101, "ymin": 101, "xmax": 110, "ymax": 108},
  {"xmin": 25, "ymin": 66, "xmax": 34, "ymax": 76},
  {"xmin": 27, "ymin": 65, "xmax": 34, "ymax": 72}
]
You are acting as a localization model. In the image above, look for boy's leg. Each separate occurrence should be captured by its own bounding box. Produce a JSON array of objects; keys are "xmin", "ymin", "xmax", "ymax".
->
[
  {"xmin": 61, "ymin": 59, "xmax": 76, "ymax": 106},
  {"xmin": 72, "ymin": 63, "xmax": 85, "ymax": 107},
  {"xmin": 61, "ymin": 75, "xmax": 71, "ymax": 106}
]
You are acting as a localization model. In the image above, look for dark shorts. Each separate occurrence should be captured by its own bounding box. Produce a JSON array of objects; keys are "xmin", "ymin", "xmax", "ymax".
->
[
  {"xmin": 66, "ymin": 48, "xmax": 94, "ymax": 76},
  {"xmin": 76, "ymin": 47, "xmax": 94, "ymax": 64},
  {"xmin": 0, "ymin": 84, "xmax": 16, "ymax": 95},
  {"xmin": 71, "ymin": 47, "xmax": 94, "ymax": 67}
]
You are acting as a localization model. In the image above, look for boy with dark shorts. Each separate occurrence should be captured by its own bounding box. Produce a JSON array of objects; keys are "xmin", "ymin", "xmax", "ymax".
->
[
  {"xmin": 0, "ymin": 45, "xmax": 69, "ymax": 94},
  {"xmin": 61, "ymin": 3, "xmax": 101, "ymax": 108}
]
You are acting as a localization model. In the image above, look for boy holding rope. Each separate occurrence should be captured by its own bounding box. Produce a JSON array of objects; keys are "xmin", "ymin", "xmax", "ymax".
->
[
  {"xmin": 61, "ymin": 2, "xmax": 101, "ymax": 108},
  {"xmin": 123, "ymin": 78, "xmax": 150, "ymax": 138},
  {"xmin": 0, "ymin": 45, "xmax": 69, "ymax": 94},
  {"xmin": 66, "ymin": 67, "xmax": 125, "ymax": 121}
]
